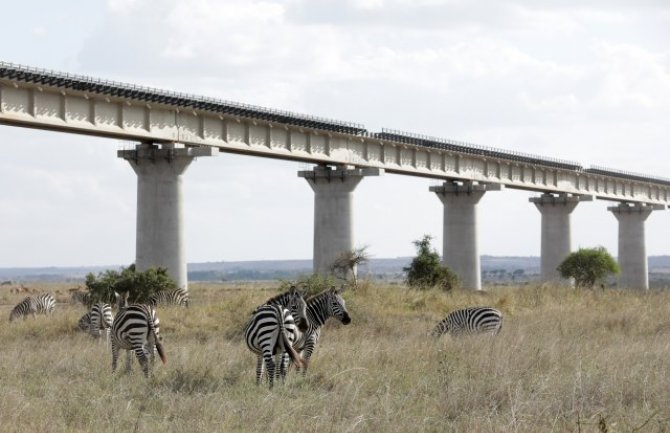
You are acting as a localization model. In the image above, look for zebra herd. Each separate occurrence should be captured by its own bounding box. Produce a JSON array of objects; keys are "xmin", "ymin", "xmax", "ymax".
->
[{"xmin": 7, "ymin": 284, "xmax": 503, "ymax": 385}]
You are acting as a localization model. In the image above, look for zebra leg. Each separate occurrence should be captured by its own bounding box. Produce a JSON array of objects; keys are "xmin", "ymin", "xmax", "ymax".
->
[
  {"xmin": 125, "ymin": 350, "xmax": 133, "ymax": 373},
  {"xmin": 111, "ymin": 342, "xmax": 120, "ymax": 374},
  {"xmin": 278, "ymin": 353, "xmax": 290, "ymax": 382},
  {"xmin": 255, "ymin": 355, "xmax": 265, "ymax": 386},
  {"xmin": 135, "ymin": 346, "xmax": 151, "ymax": 378},
  {"xmin": 264, "ymin": 354, "xmax": 276, "ymax": 389}
]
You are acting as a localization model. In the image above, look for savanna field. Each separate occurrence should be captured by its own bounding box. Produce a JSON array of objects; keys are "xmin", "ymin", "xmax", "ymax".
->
[{"xmin": 1, "ymin": 282, "xmax": 670, "ymax": 433}]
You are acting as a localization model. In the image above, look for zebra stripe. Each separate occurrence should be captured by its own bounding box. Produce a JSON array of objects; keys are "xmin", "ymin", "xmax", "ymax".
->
[
  {"xmin": 9, "ymin": 294, "xmax": 55, "ymax": 322},
  {"xmin": 89, "ymin": 303, "xmax": 114, "ymax": 342},
  {"xmin": 244, "ymin": 286, "xmax": 308, "ymax": 388},
  {"xmin": 432, "ymin": 307, "xmax": 503, "ymax": 337},
  {"xmin": 290, "ymin": 286, "xmax": 351, "ymax": 375},
  {"xmin": 111, "ymin": 291, "xmax": 166, "ymax": 378},
  {"xmin": 244, "ymin": 304, "xmax": 305, "ymax": 389},
  {"xmin": 148, "ymin": 288, "xmax": 189, "ymax": 308},
  {"xmin": 9, "ymin": 297, "xmax": 38, "ymax": 322},
  {"xmin": 78, "ymin": 312, "xmax": 92, "ymax": 332}
]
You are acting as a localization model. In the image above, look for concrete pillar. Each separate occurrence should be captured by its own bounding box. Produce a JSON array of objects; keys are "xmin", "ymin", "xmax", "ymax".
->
[
  {"xmin": 118, "ymin": 143, "xmax": 217, "ymax": 290},
  {"xmin": 530, "ymin": 193, "xmax": 588, "ymax": 282},
  {"xmin": 430, "ymin": 181, "xmax": 501, "ymax": 290},
  {"xmin": 608, "ymin": 202, "xmax": 661, "ymax": 290},
  {"xmin": 298, "ymin": 165, "xmax": 381, "ymax": 276}
]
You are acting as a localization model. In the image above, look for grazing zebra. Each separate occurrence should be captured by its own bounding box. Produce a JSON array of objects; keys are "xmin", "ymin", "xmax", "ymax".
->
[
  {"xmin": 9, "ymin": 297, "xmax": 38, "ymax": 322},
  {"xmin": 77, "ymin": 312, "xmax": 92, "ymax": 332},
  {"xmin": 111, "ymin": 291, "xmax": 166, "ymax": 378},
  {"xmin": 9, "ymin": 294, "xmax": 55, "ymax": 322},
  {"xmin": 244, "ymin": 286, "xmax": 309, "ymax": 388},
  {"xmin": 148, "ymin": 287, "xmax": 189, "ymax": 308},
  {"xmin": 285, "ymin": 286, "xmax": 351, "ymax": 375},
  {"xmin": 431, "ymin": 307, "xmax": 503, "ymax": 337},
  {"xmin": 89, "ymin": 303, "xmax": 114, "ymax": 342}
]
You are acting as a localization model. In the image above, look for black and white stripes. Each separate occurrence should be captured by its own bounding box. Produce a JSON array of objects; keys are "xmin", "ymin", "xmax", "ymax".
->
[
  {"xmin": 244, "ymin": 287, "xmax": 308, "ymax": 388},
  {"xmin": 111, "ymin": 291, "xmax": 166, "ymax": 378},
  {"xmin": 432, "ymin": 307, "xmax": 503, "ymax": 337},
  {"xmin": 148, "ymin": 288, "xmax": 189, "ymax": 308},
  {"xmin": 9, "ymin": 294, "xmax": 55, "ymax": 322}
]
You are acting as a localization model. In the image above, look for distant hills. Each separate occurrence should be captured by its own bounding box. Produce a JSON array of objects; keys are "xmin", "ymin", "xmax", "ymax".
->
[{"xmin": 2, "ymin": 255, "xmax": 670, "ymax": 285}]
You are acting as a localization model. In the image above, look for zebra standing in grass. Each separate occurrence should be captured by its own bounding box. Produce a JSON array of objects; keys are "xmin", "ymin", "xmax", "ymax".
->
[
  {"xmin": 431, "ymin": 307, "xmax": 503, "ymax": 337},
  {"xmin": 89, "ymin": 303, "xmax": 114, "ymax": 342},
  {"xmin": 78, "ymin": 312, "xmax": 92, "ymax": 332},
  {"xmin": 35, "ymin": 293, "xmax": 56, "ymax": 316},
  {"xmin": 148, "ymin": 287, "xmax": 189, "ymax": 308},
  {"xmin": 9, "ymin": 297, "xmax": 38, "ymax": 322},
  {"xmin": 244, "ymin": 286, "xmax": 309, "ymax": 388},
  {"xmin": 283, "ymin": 286, "xmax": 351, "ymax": 376},
  {"xmin": 111, "ymin": 291, "xmax": 166, "ymax": 378}
]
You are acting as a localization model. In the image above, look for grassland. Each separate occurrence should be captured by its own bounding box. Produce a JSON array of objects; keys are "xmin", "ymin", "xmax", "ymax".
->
[{"xmin": 1, "ymin": 281, "xmax": 670, "ymax": 432}]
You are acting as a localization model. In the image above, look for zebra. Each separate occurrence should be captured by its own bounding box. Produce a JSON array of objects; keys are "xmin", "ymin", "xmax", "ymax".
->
[
  {"xmin": 89, "ymin": 303, "xmax": 114, "ymax": 342},
  {"xmin": 285, "ymin": 286, "xmax": 351, "ymax": 375},
  {"xmin": 244, "ymin": 286, "xmax": 309, "ymax": 388},
  {"xmin": 431, "ymin": 307, "xmax": 503, "ymax": 337},
  {"xmin": 77, "ymin": 312, "xmax": 92, "ymax": 332},
  {"xmin": 9, "ymin": 297, "xmax": 38, "ymax": 322},
  {"xmin": 111, "ymin": 291, "xmax": 166, "ymax": 377},
  {"xmin": 148, "ymin": 287, "xmax": 189, "ymax": 308},
  {"xmin": 34, "ymin": 293, "xmax": 56, "ymax": 316}
]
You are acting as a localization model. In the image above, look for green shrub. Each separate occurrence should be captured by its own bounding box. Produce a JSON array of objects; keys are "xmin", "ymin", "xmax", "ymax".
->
[
  {"xmin": 404, "ymin": 235, "xmax": 459, "ymax": 291},
  {"xmin": 557, "ymin": 247, "xmax": 620, "ymax": 288},
  {"xmin": 85, "ymin": 264, "xmax": 176, "ymax": 305}
]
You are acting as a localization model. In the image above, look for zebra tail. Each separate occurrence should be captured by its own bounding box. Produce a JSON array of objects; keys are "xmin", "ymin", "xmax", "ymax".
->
[
  {"xmin": 281, "ymin": 329, "xmax": 307, "ymax": 369},
  {"xmin": 154, "ymin": 331, "xmax": 167, "ymax": 365}
]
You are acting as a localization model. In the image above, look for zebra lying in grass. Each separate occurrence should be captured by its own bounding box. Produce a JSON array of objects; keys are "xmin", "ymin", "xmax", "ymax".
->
[
  {"xmin": 284, "ymin": 286, "xmax": 351, "ymax": 376},
  {"xmin": 148, "ymin": 287, "xmax": 189, "ymax": 308},
  {"xmin": 244, "ymin": 286, "xmax": 309, "ymax": 389},
  {"xmin": 432, "ymin": 307, "xmax": 503, "ymax": 337},
  {"xmin": 9, "ymin": 294, "xmax": 56, "ymax": 322},
  {"xmin": 111, "ymin": 291, "xmax": 166, "ymax": 378}
]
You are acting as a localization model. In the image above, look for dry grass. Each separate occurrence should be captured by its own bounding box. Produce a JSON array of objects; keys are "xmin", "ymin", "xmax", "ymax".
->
[{"xmin": 1, "ymin": 281, "xmax": 670, "ymax": 432}]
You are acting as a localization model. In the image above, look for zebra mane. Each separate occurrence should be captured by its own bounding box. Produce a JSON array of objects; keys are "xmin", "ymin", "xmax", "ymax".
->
[
  {"xmin": 263, "ymin": 286, "xmax": 301, "ymax": 305},
  {"xmin": 306, "ymin": 286, "xmax": 342, "ymax": 303}
]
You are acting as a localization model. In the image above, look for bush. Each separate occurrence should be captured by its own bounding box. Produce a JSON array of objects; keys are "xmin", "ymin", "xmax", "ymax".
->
[
  {"xmin": 404, "ymin": 235, "xmax": 459, "ymax": 291},
  {"xmin": 85, "ymin": 264, "xmax": 177, "ymax": 305},
  {"xmin": 279, "ymin": 273, "xmax": 341, "ymax": 297},
  {"xmin": 557, "ymin": 247, "xmax": 620, "ymax": 288}
]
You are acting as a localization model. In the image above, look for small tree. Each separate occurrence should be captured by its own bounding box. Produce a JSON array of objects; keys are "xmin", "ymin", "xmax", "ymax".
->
[
  {"xmin": 331, "ymin": 246, "xmax": 371, "ymax": 288},
  {"xmin": 557, "ymin": 247, "xmax": 620, "ymax": 288},
  {"xmin": 404, "ymin": 235, "xmax": 459, "ymax": 291},
  {"xmin": 85, "ymin": 264, "xmax": 176, "ymax": 305}
]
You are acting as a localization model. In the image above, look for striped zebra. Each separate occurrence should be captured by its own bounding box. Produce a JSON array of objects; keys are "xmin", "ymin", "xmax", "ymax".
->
[
  {"xmin": 111, "ymin": 291, "xmax": 166, "ymax": 377},
  {"xmin": 244, "ymin": 286, "xmax": 309, "ymax": 388},
  {"xmin": 9, "ymin": 297, "xmax": 38, "ymax": 322},
  {"xmin": 35, "ymin": 293, "xmax": 56, "ymax": 315},
  {"xmin": 431, "ymin": 307, "xmax": 503, "ymax": 337},
  {"xmin": 287, "ymin": 286, "xmax": 351, "ymax": 375},
  {"xmin": 89, "ymin": 303, "xmax": 114, "ymax": 342},
  {"xmin": 77, "ymin": 312, "xmax": 92, "ymax": 331},
  {"xmin": 148, "ymin": 288, "xmax": 189, "ymax": 308}
]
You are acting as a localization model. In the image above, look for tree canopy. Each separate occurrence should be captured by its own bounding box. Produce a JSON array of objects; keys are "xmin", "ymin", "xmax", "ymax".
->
[{"xmin": 557, "ymin": 247, "xmax": 620, "ymax": 288}]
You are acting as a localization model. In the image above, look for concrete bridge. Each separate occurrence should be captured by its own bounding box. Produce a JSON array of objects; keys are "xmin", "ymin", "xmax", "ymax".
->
[{"xmin": 1, "ymin": 62, "xmax": 668, "ymax": 290}]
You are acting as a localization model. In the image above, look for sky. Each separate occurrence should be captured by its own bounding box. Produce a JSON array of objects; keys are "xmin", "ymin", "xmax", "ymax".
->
[{"xmin": 0, "ymin": 0, "xmax": 669, "ymax": 267}]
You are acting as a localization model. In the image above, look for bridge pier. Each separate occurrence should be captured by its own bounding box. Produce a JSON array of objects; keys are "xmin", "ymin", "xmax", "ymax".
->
[
  {"xmin": 608, "ymin": 202, "xmax": 661, "ymax": 290},
  {"xmin": 430, "ymin": 181, "xmax": 500, "ymax": 290},
  {"xmin": 118, "ymin": 143, "xmax": 217, "ymax": 290},
  {"xmin": 530, "ymin": 193, "xmax": 589, "ymax": 283},
  {"xmin": 299, "ymin": 165, "xmax": 381, "ymax": 276}
]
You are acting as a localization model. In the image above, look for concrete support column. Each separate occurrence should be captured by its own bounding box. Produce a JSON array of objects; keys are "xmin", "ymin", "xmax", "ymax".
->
[
  {"xmin": 608, "ymin": 202, "xmax": 660, "ymax": 290},
  {"xmin": 430, "ymin": 181, "xmax": 501, "ymax": 290},
  {"xmin": 118, "ymin": 143, "xmax": 217, "ymax": 290},
  {"xmin": 298, "ymin": 165, "xmax": 381, "ymax": 276},
  {"xmin": 530, "ymin": 193, "xmax": 588, "ymax": 283}
]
